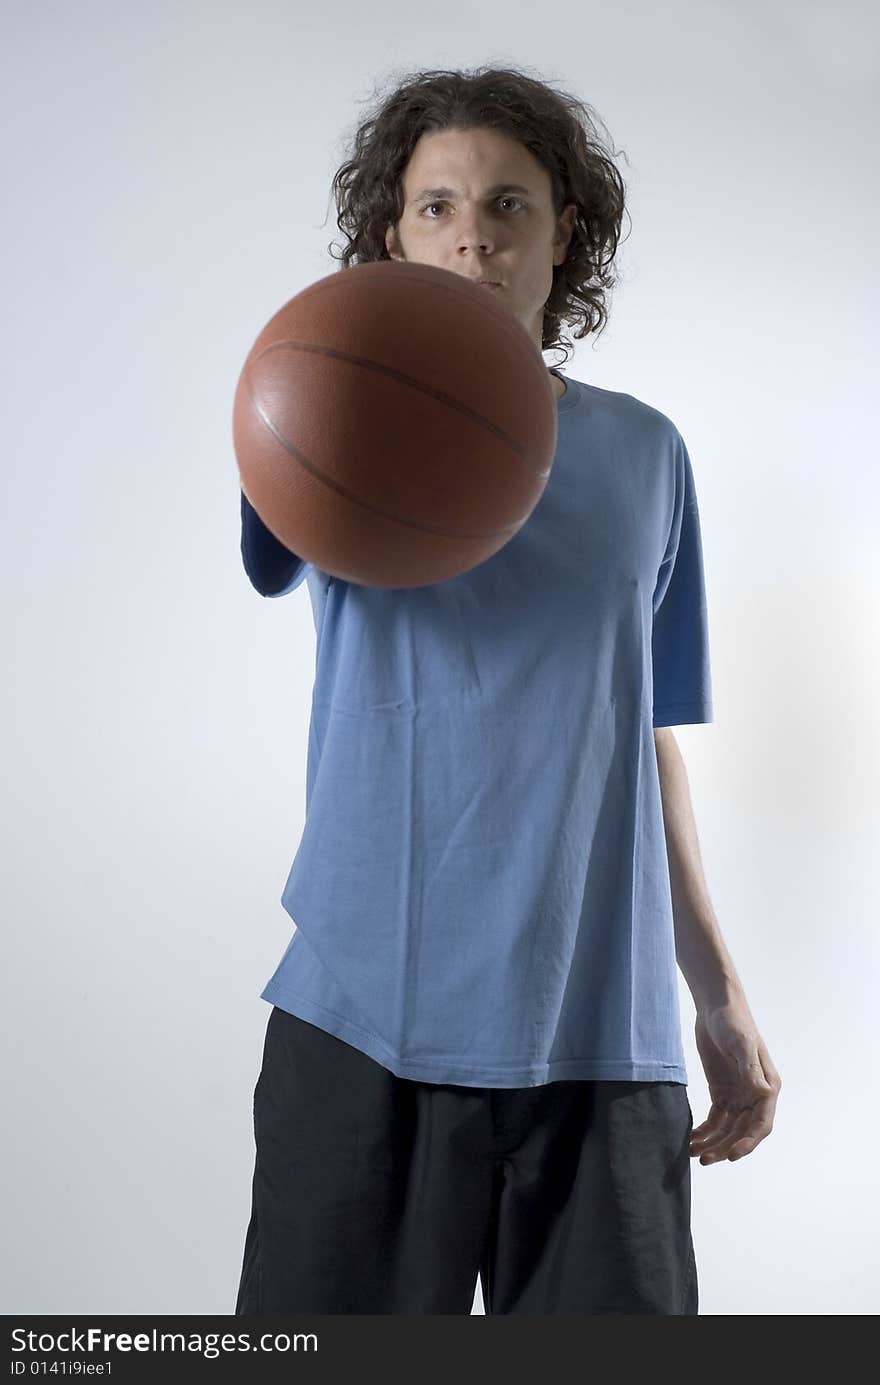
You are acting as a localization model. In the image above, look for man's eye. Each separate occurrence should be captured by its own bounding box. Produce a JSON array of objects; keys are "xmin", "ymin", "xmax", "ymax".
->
[{"xmin": 420, "ymin": 197, "xmax": 523, "ymax": 218}]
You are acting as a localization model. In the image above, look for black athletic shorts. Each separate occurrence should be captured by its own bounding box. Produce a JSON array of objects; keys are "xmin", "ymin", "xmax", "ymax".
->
[{"xmin": 235, "ymin": 1005, "xmax": 698, "ymax": 1315}]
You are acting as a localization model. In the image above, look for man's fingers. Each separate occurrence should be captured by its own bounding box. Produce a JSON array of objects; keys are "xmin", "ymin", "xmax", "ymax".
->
[
  {"xmin": 690, "ymin": 1103, "xmax": 734, "ymax": 1143},
  {"xmin": 695, "ymin": 1107, "xmax": 754, "ymax": 1161},
  {"xmin": 695, "ymin": 1104, "xmax": 776, "ymax": 1162}
]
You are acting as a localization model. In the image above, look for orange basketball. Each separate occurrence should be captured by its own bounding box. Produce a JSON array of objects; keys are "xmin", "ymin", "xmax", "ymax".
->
[{"xmin": 231, "ymin": 260, "xmax": 558, "ymax": 588}]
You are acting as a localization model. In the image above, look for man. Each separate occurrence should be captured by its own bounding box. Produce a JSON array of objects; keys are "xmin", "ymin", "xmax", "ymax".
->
[{"xmin": 235, "ymin": 81, "xmax": 781, "ymax": 1316}]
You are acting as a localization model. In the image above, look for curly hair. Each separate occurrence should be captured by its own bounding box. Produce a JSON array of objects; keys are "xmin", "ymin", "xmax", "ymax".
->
[{"xmin": 325, "ymin": 63, "xmax": 630, "ymax": 366}]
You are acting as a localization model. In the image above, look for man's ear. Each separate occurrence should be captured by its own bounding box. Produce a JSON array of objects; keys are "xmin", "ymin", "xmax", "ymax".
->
[
  {"xmin": 553, "ymin": 203, "xmax": 577, "ymax": 268},
  {"xmin": 385, "ymin": 223, "xmax": 401, "ymax": 260}
]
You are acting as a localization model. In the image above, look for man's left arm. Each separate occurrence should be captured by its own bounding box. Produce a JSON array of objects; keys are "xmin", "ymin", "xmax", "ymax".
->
[{"xmin": 653, "ymin": 727, "xmax": 782, "ymax": 1165}]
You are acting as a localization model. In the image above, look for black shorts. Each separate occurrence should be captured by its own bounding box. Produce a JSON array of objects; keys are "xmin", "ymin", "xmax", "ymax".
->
[{"xmin": 235, "ymin": 1005, "xmax": 698, "ymax": 1315}]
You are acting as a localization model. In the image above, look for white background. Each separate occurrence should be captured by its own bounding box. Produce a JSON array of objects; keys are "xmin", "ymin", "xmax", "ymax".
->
[{"xmin": 3, "ymin": 0, "xmax": 878, "ymax": 1315}]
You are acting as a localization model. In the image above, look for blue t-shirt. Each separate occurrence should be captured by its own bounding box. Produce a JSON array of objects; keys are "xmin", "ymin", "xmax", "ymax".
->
[{"xmin": 240, "ymin": 371, "xmax": 713, "ymax": 1087}]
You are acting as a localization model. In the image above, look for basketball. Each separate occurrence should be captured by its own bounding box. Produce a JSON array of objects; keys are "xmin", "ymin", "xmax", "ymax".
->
[{"xmin": 231, "ymin": 260, "xmax": 558, "ymax": 588}]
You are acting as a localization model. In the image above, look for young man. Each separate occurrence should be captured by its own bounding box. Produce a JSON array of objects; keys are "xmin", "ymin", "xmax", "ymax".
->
[{"xmin": 235, "ymin": 78, "xmax": 781, "ymax": 1316}]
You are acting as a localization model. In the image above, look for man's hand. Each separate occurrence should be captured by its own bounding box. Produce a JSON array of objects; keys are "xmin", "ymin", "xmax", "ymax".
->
[{"xmin": 690, "ymin": 994, "xmax": 782, "ymax": 1165}]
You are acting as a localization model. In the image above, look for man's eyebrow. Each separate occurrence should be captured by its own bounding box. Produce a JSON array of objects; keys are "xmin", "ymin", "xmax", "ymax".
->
[{"xmin": 408, "ymin": 182, "xmax": 532, "ymax": 203}]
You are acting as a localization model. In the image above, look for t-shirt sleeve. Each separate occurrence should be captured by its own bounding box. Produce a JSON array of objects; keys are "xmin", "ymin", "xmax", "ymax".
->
[
  {"xmin": 240, "ymin": 488, "xmax": 311, "ymax": 597},
  {"xmin": 650, "ymin": 429, "xmax": 714, "ymax": 727}
]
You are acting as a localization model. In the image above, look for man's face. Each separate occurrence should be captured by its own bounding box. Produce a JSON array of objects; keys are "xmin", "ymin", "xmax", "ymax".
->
[{"xmin": 384, "ymin": 126, "xmax": 576, "ymax": 358}]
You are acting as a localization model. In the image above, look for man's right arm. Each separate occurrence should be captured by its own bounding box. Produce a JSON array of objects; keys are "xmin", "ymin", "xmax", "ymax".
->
[{"xmin": 240, "ymin": 488, "xmax": 310, "ymax": 597}]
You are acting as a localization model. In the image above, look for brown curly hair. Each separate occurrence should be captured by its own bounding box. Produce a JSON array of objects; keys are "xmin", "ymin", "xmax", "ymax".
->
[{"xmin": 324, "ymin": 62, "xmax": 630, "ymax": 367}]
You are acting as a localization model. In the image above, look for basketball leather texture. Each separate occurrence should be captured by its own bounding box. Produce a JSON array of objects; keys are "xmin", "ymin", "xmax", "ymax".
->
[{"xmin": 232, "ymin": 260, "xmax": 558, "ymax": 588}]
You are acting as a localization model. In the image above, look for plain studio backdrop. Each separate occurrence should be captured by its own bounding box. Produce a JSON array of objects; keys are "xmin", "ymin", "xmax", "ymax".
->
[{"xmin": 2, "ymin": 0, "xmax": 878, "ymax": 1317}]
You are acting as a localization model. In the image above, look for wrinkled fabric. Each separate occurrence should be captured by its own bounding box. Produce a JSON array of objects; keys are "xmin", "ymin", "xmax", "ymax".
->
[
  {"xmin": 235, "ymin": 1005, "xmax": 698, "ymax": 1315},
  {"xmin": 241, "ymin": 371, "xmax": 713, "ymax": 1088}
]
